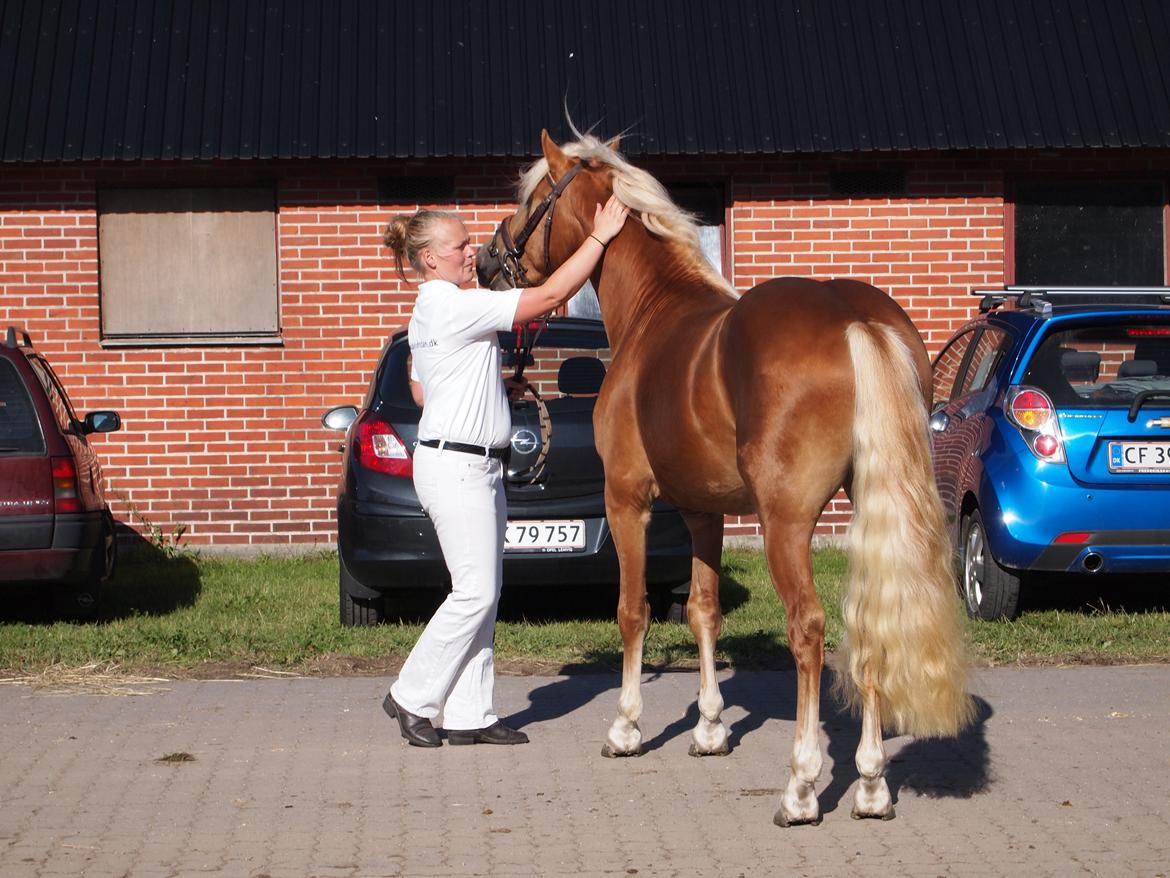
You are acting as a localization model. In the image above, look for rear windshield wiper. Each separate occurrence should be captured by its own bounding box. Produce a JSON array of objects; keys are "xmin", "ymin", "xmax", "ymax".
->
[{"xmin": 1127, "ymin": 390, "xmax": 1170, "ymax": 422}]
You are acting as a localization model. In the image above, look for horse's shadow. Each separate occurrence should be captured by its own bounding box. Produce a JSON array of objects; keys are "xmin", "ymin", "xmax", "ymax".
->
[{"xmin": 508, "ymin": 666, "xmax": 992, "ymax": 814}]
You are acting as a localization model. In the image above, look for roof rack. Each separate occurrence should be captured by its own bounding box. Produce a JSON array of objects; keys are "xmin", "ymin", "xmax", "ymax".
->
[
  {"xmin": 3, "ymin": 326, "xmax": 33, "ymax": 349},
  {"xmin": 973, "ymin": 286, "xmax": 1170, "ymax": 314}
]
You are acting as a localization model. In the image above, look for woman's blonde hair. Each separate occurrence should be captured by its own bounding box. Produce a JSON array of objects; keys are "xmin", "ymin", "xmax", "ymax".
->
[{"xmin": 383, "ymin": 209, "xmax": 459, "ymax": 280}]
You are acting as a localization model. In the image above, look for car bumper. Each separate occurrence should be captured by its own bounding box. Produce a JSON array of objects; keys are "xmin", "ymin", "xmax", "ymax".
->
[
  {"xmin": 0, "ymin": 512, "xmax": 105, "ymax": 585},
  {"xmin": 978, "ymin": 459, "xmax": 1170, "ymax": 575},
  {"xmin": 339, "ymin": 504, "xmax": 693, "ymax": 593}
]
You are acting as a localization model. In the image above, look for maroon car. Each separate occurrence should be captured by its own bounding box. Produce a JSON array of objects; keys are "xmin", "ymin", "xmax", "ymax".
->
[{"xmin": 1, "ymin": 327, "xmax": 121, "ymax": 618}]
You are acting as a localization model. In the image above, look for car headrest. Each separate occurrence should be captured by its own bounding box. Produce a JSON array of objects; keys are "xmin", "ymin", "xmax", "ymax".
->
[
  {"xmin": 558, "ymin": 356, "xmax": 606, "ymax": 396},
  {"xmin": 1118, "ymin": 358, "xmax": 1157, "ymax": 378},
  {"xmin": 1061, "ymin": 350, "xmax": 1101, "ymax": 382}
]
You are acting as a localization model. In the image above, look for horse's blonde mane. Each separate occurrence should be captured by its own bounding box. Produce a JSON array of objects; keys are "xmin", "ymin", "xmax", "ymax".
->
[{"xmin": 518, "ymin": 133, "xmax": 737, "ymax": 297}]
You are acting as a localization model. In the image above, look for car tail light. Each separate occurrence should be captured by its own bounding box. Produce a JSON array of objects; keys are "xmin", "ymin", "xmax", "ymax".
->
[
  {"xmin": 1005, "ymin": 387, "xmax": 1066, "ymax": 464},
  {"xmin": 51, "ymin": 456, "xmax": 80, "ymax": 513},
  {"xmin": 353, "ymin": 413, "xmax": 413, "ymax": 478},
  {"xmin": 1008, "ymin": 389, "xmax": 1053, "ymax": 430}
]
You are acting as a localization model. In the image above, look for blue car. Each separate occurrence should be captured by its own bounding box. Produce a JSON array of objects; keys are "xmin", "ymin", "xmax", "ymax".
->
[{"xmin": 930, "ymin": 288, "xmax": 1170, "ymax": 620}]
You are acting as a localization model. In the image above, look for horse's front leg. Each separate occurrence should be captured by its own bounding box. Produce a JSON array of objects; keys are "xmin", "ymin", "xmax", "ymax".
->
[
  {"xmin": 682, "ymin": 511, "xmax": 729, "ymax": 756},
  {"xmin": 602, "ymin": 493, "xmax": 651, "ymax": 758},
  {"xmin": 852, "ymin": 674, "xmax": 895, "ymax": 820}
]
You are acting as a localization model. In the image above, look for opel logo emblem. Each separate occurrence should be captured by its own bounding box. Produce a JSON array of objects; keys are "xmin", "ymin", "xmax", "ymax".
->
[{"xmin": 511, "ymin": 428, "xmax": 539, "ymax": 455}]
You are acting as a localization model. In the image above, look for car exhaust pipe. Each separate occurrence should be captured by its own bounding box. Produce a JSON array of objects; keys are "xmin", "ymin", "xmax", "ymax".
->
[{"xmin": 1082, "ymin": 552, "xmax": 1104, "ymax": 573}]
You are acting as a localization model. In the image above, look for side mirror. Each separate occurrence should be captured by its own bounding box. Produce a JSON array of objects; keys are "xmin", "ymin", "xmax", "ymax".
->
[
  {"xmin": 928, "ymin": 410, "xmax": 951, "ymax": 433},
  {"xmin": 83, "ymin": 411, "xmax": 122, "ymax": 434},
  {"xmin": 322, "ymin": 405, "xmax": 359, "ymax": 432}
]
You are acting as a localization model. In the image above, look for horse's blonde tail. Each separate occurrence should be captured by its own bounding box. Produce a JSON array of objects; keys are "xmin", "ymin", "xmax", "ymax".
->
[{"xmin": 835, "ymin": 322, "xmax": 975, "ymax": 738}]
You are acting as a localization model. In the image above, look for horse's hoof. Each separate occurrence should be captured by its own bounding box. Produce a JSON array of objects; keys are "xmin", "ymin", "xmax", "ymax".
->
[
  {"xmin": 601, "ymin": 743, "xmax": 642, "ymax": 758},
  {"xmin": 773, "ymin": 808, "xmax": 822, "ymax": 828},
  {"xmin": 688, "ymin": 741, "xmax": 730, "ymax": 757},
  {"xmin": 851, "ymin": 807, "xmax": 896, "ymax": 821}
]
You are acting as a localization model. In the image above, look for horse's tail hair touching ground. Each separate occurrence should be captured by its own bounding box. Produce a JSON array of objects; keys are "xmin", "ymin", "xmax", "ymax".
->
[{"xmin": 835, "ymin": 322, "xmax": 975, "ymax": 738}]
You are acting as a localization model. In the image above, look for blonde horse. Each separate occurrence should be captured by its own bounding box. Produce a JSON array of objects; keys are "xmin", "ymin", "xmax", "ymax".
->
[{"xmin": 477, "ymin": 130, "xmax": 973, "ymax": 825}]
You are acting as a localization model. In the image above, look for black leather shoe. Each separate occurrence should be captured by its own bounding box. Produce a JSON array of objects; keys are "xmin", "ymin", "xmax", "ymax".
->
[
  {"xmin": 383, "ymin": 692, "xmax": 441, "ymax": 747},
  {"xmin": 447, "ymin": 721, "xmax": 529, "ymax": 746}
]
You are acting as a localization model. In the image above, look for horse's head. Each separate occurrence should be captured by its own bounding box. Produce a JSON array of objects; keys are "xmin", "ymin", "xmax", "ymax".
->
[{"xmin": 476, "ymin": 129, "xmax": 618, "ymax": 290}]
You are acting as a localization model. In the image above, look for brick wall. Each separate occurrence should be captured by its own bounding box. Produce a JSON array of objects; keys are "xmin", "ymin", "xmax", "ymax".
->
[{"xmin": 0, "ymin": 150, "xmax": 1164, "ymax": 548}]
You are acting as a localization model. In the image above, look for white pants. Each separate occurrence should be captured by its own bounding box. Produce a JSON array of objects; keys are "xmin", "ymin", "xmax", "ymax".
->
[{"xmin": 389, "ymin": 443, "xmax": 506, "ymax": 731}]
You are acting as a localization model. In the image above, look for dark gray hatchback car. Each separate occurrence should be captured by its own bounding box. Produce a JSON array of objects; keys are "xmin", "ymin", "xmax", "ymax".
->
[{"xmin": 322, "ymin": 317, "xmax": 693, "ymax": 625}]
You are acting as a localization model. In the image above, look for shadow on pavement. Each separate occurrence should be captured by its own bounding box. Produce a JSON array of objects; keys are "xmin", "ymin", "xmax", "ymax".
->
[
  {"xmin": 819, "ymin": 692, "xmax": 994, "ymax": 816},
  {"xmin": 510, "ymin": 668, "xmax": 994, "ymax": 813}
]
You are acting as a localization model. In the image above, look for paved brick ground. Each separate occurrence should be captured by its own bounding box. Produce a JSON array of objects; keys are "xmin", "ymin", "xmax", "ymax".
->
[{"xmin": 1, "ymin": 665, "xmax": 1168, "ymax": 877}]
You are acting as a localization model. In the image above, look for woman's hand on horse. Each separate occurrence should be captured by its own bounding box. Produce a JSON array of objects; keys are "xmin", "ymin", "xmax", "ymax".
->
[
  {"xmin": 512, "ymin": 195, "xmax": 628, "ymax": 323},
  {"xmin": 592, "ymin": 194, "xmax": 629, "ymax": 245}
]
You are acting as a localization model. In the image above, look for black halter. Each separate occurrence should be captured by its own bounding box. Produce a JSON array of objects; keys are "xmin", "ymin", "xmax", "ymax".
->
[{"xmin": 487, "ymin": 164, "xmax": 582, "ymax": 288}]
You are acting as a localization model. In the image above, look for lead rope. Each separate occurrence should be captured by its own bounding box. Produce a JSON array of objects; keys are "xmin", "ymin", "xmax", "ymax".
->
[{"xmin": 509, "ymin": 317, "xmax": 553, "ymax": 484}]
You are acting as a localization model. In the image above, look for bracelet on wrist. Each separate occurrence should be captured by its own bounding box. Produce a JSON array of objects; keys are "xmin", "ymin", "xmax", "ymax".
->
[{"xmin": 589, "ymin": 234, "xmax": 607, "ymax": 248}]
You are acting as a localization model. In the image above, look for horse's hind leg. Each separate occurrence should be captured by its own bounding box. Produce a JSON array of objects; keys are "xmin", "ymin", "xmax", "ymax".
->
[
  {"xmin": 682, "ymin": 511, "xmax": 729, "ymax": 756},
  {"xmin": 852, "ymin": 674, "xmax": 895, "ymax": 819},
  {"xmin": 762, "ymin": 521, "xmax": 826, "ymax": 827},
  {"xmin": 602, "ymin": 495, "xmax": 652, "ymax": 757}
]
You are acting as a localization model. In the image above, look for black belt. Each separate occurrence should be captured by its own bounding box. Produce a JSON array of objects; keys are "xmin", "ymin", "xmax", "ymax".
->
[{"xmin": 418, "ymin": 438, "xmax": 509, "ymax": 460}]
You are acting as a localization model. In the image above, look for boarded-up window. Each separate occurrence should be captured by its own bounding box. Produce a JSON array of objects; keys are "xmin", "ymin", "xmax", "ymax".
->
[{"xmin": 98, "ymin": 188, "xmax": 279, "ymax": 343}]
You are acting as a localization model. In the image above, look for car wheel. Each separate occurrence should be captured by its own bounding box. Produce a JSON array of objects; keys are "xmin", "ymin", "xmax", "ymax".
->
[
  {"xmin": 99, "ymin": 510, "xmax": 118, "ymax": 582},
  {"xmin": 339, "ymin": 569, "xmax": 386, "ymax": 627},
  {"xmin": 960, "ymin": 510, "xmax": 1022, "ymax": 621},
  {"xmin": 54, "ymin": 515, "xmax": 115, "ymax": 621},
  {"xmin": 649, "ymin": 581, "xmax": 690, "ymax": 624},
  {"xmin": 54, "ymin": 582, "xmax": 101, "ymax": 621}
]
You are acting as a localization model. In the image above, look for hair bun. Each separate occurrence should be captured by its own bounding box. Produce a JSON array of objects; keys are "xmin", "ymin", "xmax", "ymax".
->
[{"xmin": 383, "ymin": 214, "xmax": 412, "ymax": 256}]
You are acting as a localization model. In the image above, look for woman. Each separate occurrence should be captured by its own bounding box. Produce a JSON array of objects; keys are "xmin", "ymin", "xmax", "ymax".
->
[{"xmin": 382, "ymin": 194, "xmax": 629, "ymax": 747}]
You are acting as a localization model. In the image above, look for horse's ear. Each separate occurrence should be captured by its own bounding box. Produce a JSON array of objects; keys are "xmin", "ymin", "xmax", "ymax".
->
[
  {"xmin": 541, "ymin": 129, "xmax": 571, "ymax": 177},
  {"xmin": 605, "ymin": 135, "xmax": 621, "ymax": 152}
]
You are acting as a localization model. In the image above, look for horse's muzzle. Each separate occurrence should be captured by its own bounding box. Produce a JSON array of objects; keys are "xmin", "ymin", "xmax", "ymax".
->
[{"xmin": 474, "ymin": 246, "xmax": 501, "ymax": 289}]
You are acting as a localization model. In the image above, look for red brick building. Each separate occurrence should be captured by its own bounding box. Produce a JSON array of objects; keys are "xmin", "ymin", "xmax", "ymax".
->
[{"xmin": 2, "ymin": 1, "xmax": 1168, "ymax": 548}]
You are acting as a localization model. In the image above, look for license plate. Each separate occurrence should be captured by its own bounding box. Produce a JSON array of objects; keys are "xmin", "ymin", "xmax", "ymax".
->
[
  {"xmin": 505, "ymin": 519, "xmax": 586, "ymax": 552},
  {"xmin": 1108, "ymin": 441, "xmax": 1170, "ymax": 472}
]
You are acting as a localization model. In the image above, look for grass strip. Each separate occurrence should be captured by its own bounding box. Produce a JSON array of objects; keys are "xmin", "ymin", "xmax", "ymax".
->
[{"xmin": 1, "ymin": 548, "xmax": 1166, "ymax": 677}]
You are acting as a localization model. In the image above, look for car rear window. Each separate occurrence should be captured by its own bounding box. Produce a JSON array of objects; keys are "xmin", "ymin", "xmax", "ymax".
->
[
  {"xmin": 378, "ymin": 323, "xmax": 612, "ymax": 408},
  {"xmin": 1021, "ymin": 324, "xmax": 1170, "ymax": 407},
  {"xmin": 0, "ymin": 358, "xmax": 46, "ymax": 454}
]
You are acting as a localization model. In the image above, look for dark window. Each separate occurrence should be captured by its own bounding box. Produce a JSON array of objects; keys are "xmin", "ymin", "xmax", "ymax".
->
[
  {"xmin": 377, "ymin": 177, "xmax": 456, "ymax": 204},
  {"xmin": 0, "ymin": 359, "xmax": 45, "ymax": 454},
  {"xmin": 829, "ymin": 169, "xmax": 907, "ymax": 197},
  {"xmin": 666, "ymin": 181, "xmax": 727, "ymax": 274},
  {"xmin": 1014, "ymin": 181, "xmax": 1165, "ymax": 286},
  {"xmin": 571, "ymin": 181, "xmax": 727, "ymax": 320}
]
